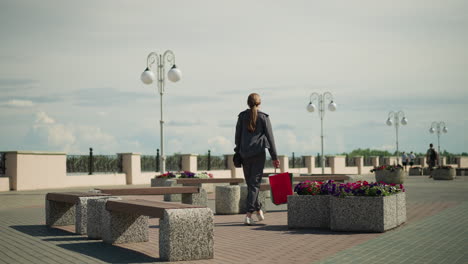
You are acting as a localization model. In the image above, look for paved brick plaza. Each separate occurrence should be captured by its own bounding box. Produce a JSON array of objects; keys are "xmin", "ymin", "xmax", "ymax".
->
[{"xmin": 0, "ymin": 176, "xmax": 467, "ymax": 264}]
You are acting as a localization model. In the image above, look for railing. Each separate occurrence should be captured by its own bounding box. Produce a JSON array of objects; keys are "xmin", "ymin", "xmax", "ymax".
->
[
  {"xmin": 413, "ymin": 157, "xmax": 422, "ymax": 165},
  {"xmin": 166, "ymin": 154, "xmax": 182, "ymax": 171},
  {"xmin": 67, "ymin": 154, "xmax": 122, "ymax": 174},
  {"xmin": 289, "ymin": 153, "xmax": 305, "ymax": 168},
  {"xmin": 345, "ymin": 156, "xmax": 357, "ymax": 167},
  {"xmin": 141, "ymin": 155, "xmax": 158, "ymax": 172},
  {"xmin": 315, "ymin": 156, "xmax": 330, "ymax": 167},
  {"xmin": 0, "ymin": 152, "xmax": 6, "ymax": 175},
  {"xmin": 364, "ymin": 156, "xmax": 373, "ymax": 166},
  {"xmin": 447, "ymin": 156, "xmax": 457, "ymax": 165},
  {"xmin": 198, "ymin": 151, "xmax": 226, "ymax": 171},
  {"xmin": 379, "ymin": 156, "xmax": 385, "ymax": 166}
]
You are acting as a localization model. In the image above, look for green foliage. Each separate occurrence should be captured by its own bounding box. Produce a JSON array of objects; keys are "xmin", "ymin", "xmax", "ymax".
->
[{"xmin": 339, "ymin": 148, "xmax": 392, "ymax": 157}]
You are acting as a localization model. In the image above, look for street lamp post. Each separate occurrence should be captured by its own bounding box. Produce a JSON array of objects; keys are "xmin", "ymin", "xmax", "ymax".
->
[
  {"xmin": 306, "ymin": 92, "xmax": 337, "ymax": 174},
  {"xmin": 140, "ymin": 50, "xmax": 182, "ymax": 173},
  {"xmin": 429, "ymin": 121, "xmax": 448, "ymax": 165},
  {"xmin": 386, "ymin": 111, "xmax": 408, "ymax": 164}
]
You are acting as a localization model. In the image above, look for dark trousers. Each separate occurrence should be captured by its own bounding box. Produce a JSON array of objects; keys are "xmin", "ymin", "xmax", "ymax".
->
[{"xmin": 242, "ymin": 151, "xmax": 266, "ymax": 213}]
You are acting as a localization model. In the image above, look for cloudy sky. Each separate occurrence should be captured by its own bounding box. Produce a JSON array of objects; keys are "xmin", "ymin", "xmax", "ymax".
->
[{"xmin": 1, "ymin": 0, "xmax": 467, "ymax": 156}]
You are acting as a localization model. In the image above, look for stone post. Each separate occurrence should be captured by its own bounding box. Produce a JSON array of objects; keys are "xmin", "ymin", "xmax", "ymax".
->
[
  {"xmin": 370, "ymin": 156, "xmax": 379, "ymax": 167},
  {"xmin": 440, "ymin": 156, "xmax": 446, "ymax": 166},
  {"xmin": 278, "ymin": 155, "xmax": 289, "ymax": 173},
  {"xmin": 118, "ymin": 153, "xmax": 141, "ymax": 185},
  {"xmin": 181, "ymin": 154, "xmax": 198, "ymax": 172},
  {"xmin": 354, "ymin": 156, "xmax": 364, "ymax": 174},
  {"xmin": 303, "ymin": 156, "xmax": 315, "ymax": 174},
  {"xmin": 330, "ymin": 156, "xmax": 346, "ymax": 174}
]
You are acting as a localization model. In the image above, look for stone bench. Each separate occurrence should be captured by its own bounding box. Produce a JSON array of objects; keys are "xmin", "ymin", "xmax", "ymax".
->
[
  {"xmin": 101, "ymin": 199, "xmax": 214, "ymax": 262},
  {"xmin": 215, "ymin": 183, "xmax": 269, "ymax": 215},
  {"xmin": 98, "ymin": 186, "xmax": 207, "ymax": 206},
  {"xmin": 45, "ymin": 192, "xmax": 112, "ymax": 234}
]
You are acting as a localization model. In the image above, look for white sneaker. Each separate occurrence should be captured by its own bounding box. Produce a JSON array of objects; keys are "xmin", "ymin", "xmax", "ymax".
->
[
  {"xmin": 244, "ymin": 216, "xmax": 255, "ymax": 226},
  {"xmin": 256, "ymin": 210, "xmax": 265, "ymax": 222}
]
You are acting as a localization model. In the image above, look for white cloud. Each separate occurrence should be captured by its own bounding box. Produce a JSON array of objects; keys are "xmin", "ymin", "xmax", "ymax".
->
[
  {"xmin": 3, "ymin": 99, "xmax": 34, "ymax": 107},
  {"xmin": 35, "ymin": 111, "xmax": 55, "ymax": 124},
  {"xmin": 207, "ymin": 136, "xmax": 233, "ymax": 154}
]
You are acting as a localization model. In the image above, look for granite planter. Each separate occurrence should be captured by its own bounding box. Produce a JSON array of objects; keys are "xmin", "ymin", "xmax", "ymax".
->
[
  {"xmin": 288, "ymin": 194, "xmax": 330, "ymax": 229},
  {"xmin": 330, "ymin": 192, "xmax": 406, "ymax": 233},
  {"xmin": 375, "ymin": 169, "xmax": 406, "ymax": 184},
  {"xmin": 150, "ymin": 177, "xmax": 181, "ymax": 202},
  {"xmin": 408, "ymin": 167, "xmax": 422, "ymax": 176},
  {"xmin": 432, "ymin": 168, "xmax": 456, "ymax": 180}
]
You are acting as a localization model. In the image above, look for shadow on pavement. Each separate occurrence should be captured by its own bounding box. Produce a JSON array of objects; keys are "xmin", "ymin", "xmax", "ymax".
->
[
  {"xmin": 11, "ymin": 225, "xmax": 76, "ymax": 237},
  {"xmin": 11, "ymin": 225, "xmax": 161, "ymax": 263},
  {"xmin": 253, "ymin": 224, "xmax": 368, "ymax": 235},
  {"xmin": 58, "ymin": 243, "xmax": 160, "ymax": 263}
]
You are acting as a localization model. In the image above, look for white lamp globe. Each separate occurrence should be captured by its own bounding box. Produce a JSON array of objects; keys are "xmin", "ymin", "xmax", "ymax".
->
[
  {"xmin": 141, "ymin": 68, "xmax": 155, "ymax": 85},
  {"xmin": 307, "ymin": 103, "xmax": 316, "ymax": 112},
  {"xmin": 401, "ymin": 117, "xmax": 408, "ymax": 125},
  {"xmin": 443, "ymin": 127, "xmax": 448, "ymax": 133},
  {"xmin": 328, "ymin": 101, "xmax": 337, "ymax": 111},
  {"xmin": 429, "ymin": 127, "xmax": 435, "ymax": 133},
  {"xmin": 386, "ymin": 118, "xmax": 393, "ymax": 126},
  {"xmin": 167, "ymin": 65, "xmax": 181, "ymax": 82}
]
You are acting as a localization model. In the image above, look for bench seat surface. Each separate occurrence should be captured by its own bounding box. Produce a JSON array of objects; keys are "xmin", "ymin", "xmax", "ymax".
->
[
  {"xmin": 106, "ymin": 199, "xmax": 205, "ymax": 218},
  {"xmin": 98, "ymin": 186, "xmax": 199, "ymax": 196},
  {"xmin": 46, "ymin": 192, "xmax": 109, "ymax": 203}
]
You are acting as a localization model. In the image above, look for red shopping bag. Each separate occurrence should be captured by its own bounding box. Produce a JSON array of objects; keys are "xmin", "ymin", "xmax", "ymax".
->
[{"xmin": 268, "ymin": 172, "xmax": 293, "ymax": 205}]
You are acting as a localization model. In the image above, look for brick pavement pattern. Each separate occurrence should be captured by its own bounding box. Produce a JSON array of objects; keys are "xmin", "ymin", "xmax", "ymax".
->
[{"xmin": 0, "ymin": 176, "xmax": 467, "ymax": 264}]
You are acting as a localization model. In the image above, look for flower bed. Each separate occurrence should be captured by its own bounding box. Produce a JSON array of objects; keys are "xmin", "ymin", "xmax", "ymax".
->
[
  {"xmin": 371, "ymin": 165, "xmax": 406, "ymax": 184},
  {"xmin": 432, "ymin": 166, "xmax": 456, "ymax": 180},
  {"xmin": 288, "ymin": 180, "xmax": 406, "ymax": 232}
]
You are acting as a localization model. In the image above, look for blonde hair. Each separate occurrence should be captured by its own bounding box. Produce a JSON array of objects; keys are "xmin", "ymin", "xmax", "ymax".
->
[{"xmin": 247, "ymin": 93, "xmax": 261, "ymax": 132}]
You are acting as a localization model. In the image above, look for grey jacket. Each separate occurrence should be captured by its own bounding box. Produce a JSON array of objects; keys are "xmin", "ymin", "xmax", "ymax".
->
[{"xmin": 234, "ymin": 109, "xmax": 278, "ymax": 160}]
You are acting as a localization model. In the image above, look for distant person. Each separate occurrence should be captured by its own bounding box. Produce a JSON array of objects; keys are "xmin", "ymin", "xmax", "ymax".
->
[
  {"xmin": 401, "ymin": 151, "xmax": 408, "ymax": 171},
  {"xmin": 426, "ymin": 143, "xmax": 438, "ymax": 178},
  {"xmin": 409, "ymin": 151, "xmax": 416, "ymax": 168},
  {"xmin": 234, "ymin": 93, "xmax": 280, "ymax": 225}
]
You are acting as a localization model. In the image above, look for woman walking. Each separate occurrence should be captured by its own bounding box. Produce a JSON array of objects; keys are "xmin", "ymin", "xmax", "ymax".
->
[{"xmin": 234, "ymin": 93, "xmax": 280, "ymax": 225}]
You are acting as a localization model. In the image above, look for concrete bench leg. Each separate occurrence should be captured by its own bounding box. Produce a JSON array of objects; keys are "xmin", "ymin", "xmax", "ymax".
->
[
  {"xmin": 239, "ymin": 184, "xmax": 268, "ymax": 214},
  {"xmin": 151, "ymin": 178, "xmax": 181, "ymax": 202},
  {"xmin": 160, "ymin": 208, "xmax": 214, "ymax": 261},
  {"xmin": 46, "ymin": 200, "xmax": 75, "ymax": 226},
  {"xmin": 215, "ymin": 185, "xmax": 240, "ymax": 215},
  {"xmin": 76, "ymin": 196, "xmax": 116, "ymax": 235},
  {"xmin": 181, "ymin": 188, "xmax": 208, "ymax": 206},
  {"xmin": 101, "ymin": 209, "xmax": 149, "ymax": 244},
  {"xmin": 87, "ymin": 197, "xmax": 121, "ymax": 239}
]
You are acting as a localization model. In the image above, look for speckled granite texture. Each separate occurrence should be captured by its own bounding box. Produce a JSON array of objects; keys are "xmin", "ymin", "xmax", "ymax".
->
[
  {"xmin": 239, "ymin": 184, "xmax": 268, "ymax": 214},
  {"xmin": 330, "ymin": 193, "xmax": 406, "ymax": 233},
  {"xmin": 432, "ymin": 168, "xmax": 456, "ymax": 180},
  {"xmin": 76, "ymin": 196, "xmax": 116, "ymax": 235},
  {"xmin": 375, "ymin": 170, "xmax": 406, "ymax": 184},
  {"xmin": 87, "ymin": 197, "xmax": 121, "ymax": 239},
  {"xmin": 396, "ymin": 192, "xmax": 407, "ymax": 225},
  {"xmin": 288, "ymin": 195, "xmax": 330, "ymax": 229},
  {"xmin": 101, "ymin": 210, "xmax": 149, "ymax": 244},
  {"xmin": 45, "ymin": 200, "xmax": 75, "ymax": 226},
  {"xmin": 409, "ymin": 167, "xmax": 423, "ymax": 176},
  {"xmin": 159, "ymin": 208, "xmax": 214, "ymax": 261},
  {"xmin": 215, "ymin": 185, "xmax": 240, "ymax": 215},
  {"xmin": 151, "ymin": 178, "xmax": 182, "ymax": 202},
  {"xmin": 181, "ymin": 188, "xmax": 207, "ymax": 206}
]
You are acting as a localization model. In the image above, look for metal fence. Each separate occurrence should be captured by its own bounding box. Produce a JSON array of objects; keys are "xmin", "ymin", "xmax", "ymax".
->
[
  {"xmin": 315, "ymin": 156, "xmax": 330, "ymax": 167},
  {"xmin": 198, "ymin": 152, "xmax": 226, "ymax": 171},
  {"xmin": 141, "ymin": 155, "xmax": 158, "ymax": 172},
  {"xmin": 289, "ymin": 154, "xmax": 305, "ymax": 168},
  {"xmin": 364, "ymin": 156, "xmax": 373, "ymax": 166},
  {"xmin": 447, "ymin": 156, "xmax": 458, "ymax": 165},
  {"xmin": 345, "ymin": 156, "xmax": 357, "ymax": 167},
  {"xmin": 0, "ymin": 152, "xmax": 6, "ymax": 175},
  {"xmin": 166, "ymin": 155, "xmax": 182, "ymax": 171},
  {"xmin": 67, "ymin": 154, "xmax": 122, "ymax": 174}
]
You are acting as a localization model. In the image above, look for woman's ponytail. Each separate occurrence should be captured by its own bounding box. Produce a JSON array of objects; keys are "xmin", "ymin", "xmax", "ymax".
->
[{"xmin": 247, "ymin": 93, "xmax": 261, "ymax": 132}]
